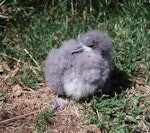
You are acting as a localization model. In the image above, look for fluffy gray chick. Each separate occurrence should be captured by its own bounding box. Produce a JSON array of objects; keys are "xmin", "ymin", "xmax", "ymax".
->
[
  {"xmin": 44, "ymin": 30, "xmax": 112, "ymax": 109},
  {"xmin": 79, "ymin": 30, "xmax": 113, "ymax": 94}
]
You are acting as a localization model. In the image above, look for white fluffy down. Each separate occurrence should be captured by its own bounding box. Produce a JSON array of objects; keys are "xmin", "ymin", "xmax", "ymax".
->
[
  {"xmin": 63, "ymin": 68, "xmax": 102, "ymax": 100},
  {"xmin": 63, "ymin": 73, "xmax": 83, "ymax": 100}
]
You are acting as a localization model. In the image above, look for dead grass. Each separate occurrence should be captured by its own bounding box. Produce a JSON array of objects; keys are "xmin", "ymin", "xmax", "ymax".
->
[{"xmin": 0, "ymin": 61, "xmax": 100, "ymax": 133}]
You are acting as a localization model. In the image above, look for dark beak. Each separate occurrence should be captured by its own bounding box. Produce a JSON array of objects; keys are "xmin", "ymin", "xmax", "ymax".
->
[
  {"xmin": 71, "ymin": 46, "xmax": 92, "ymax": 54},
  {"xmin": 71, "ymin": 47, "xmax": 84, "ymax": 54}
]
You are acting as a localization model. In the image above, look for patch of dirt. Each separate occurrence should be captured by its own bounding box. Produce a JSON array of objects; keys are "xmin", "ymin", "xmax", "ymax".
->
[
  {"xmin": 47, "ymin": 103, "xmax": 100, "ymax": 133},
  {"xmin": 0, "ymin": 61, "xmax": 99, "ymax": 133}
]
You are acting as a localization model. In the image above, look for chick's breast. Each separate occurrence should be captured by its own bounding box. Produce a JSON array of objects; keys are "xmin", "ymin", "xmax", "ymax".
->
[{"xmin": 63, "ymin": 50, "xmax": 109, "ymax": 100}]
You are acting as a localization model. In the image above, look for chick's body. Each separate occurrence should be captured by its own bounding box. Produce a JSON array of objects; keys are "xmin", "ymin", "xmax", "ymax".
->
[{"xmin": 44, "ymin": 30, "xmax": 112, "ymax": 103}]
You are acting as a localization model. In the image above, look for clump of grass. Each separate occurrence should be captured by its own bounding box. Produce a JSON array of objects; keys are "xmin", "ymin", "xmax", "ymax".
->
[
  {"xmin": 85, "ymin": 92, "xmax": 150, "ymax": 132},
  {"xmin": 34, "ymin": 108, "xmax": 52, "ymax": 132}
]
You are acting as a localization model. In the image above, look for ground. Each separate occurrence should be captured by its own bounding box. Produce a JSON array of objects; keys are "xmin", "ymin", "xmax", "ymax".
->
[
  {"xmin": 0, "ymin": 61, "xmax": 149, "ymax": 133},
  {"xmin": 0, "ymin": 62, "xmax": 100, "ymax": 133}
]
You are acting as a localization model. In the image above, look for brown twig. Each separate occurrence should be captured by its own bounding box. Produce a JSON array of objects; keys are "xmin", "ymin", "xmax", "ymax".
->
[
  {"xmin": 0, "ymin": 109, "xmax": 41, "ymax": 125},
  {"xmin": 0, "ymin": 107, "xmax": 65, "ymax": 125}
]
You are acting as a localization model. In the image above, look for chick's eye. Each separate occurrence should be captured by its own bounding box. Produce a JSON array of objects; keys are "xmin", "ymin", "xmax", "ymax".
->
[{"xmin": 89, "ymin": 44, "xmax": 94, "ymax": 48}]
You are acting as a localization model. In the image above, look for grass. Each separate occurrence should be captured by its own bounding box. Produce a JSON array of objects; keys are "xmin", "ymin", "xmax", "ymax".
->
[
  {"xmin": 33, "ymin": 108, "xmax": 52, "ymax": 132},
  {"xmin": 85, "ymin": 92, "xmax": 150, "ymax": 132},
  {"xmin": 0, "ymin": 0, "xmax": 150, "ymax": 132}
]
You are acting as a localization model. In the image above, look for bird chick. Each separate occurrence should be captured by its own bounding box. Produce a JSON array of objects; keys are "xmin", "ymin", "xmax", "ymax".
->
[{"xmin": 44, "ymin": 30, "xmax": 113, "ymax": 109}]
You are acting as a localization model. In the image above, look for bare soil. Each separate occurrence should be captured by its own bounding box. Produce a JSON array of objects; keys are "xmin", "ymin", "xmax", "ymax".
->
[{"xmin": 0, "ymin": 61, "xmax": 99, "ymax": 133}]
